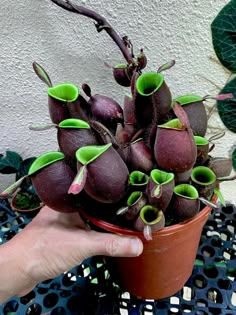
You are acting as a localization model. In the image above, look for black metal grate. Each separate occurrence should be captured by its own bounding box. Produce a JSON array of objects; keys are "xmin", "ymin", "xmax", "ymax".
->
[{"xmin": 0, "ymin": 200, "xmax": 236, "ymax": 314}]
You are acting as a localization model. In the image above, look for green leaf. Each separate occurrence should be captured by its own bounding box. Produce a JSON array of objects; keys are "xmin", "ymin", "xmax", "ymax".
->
[
  {"xmin": 29, "ymin": 123, "xmax": 56, "ymax": 131},
  {"xmin": 217, "ymin": 77, "xmax": 236, "ymax": 133},
  {"xmin": 232, "ymin": 148, "xmax": 236, "ymax": 171},
  {"xmin": 157, "ymin": 60, "xmax": 175, "ymax": 73},
  {"xmin": 211, "ymin": 0, "xmax": 236, "ymax": 72},
  {"xmin": 32, "ymin": 61, "xmax": 53, "ymax": 87},
  {"xmin": 12, "ymin": 191, "xmax": 41, "ymax": 210},
  {"xmin": 0, "ymin": 151, "xmax": 23, "ymax": 174},
  {"xmin": 214, "ymin": 188, "xmax": 226, "ymax": 207},
  {"xmin": 0, "ymin": 176, "xmax": 27, "ymax": 198},
  {"xmin": 16, "ymin": 157, "xmax": 37, "ymax": 179},
  {"xmin": 16, "ymin": 157, "xmax": 37, "ymax": 194}
]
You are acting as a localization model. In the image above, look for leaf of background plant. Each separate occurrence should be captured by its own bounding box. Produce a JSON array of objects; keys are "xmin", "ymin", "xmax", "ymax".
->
[
  {"xmin": 217, "ymin": 77, "xmax": 236, "ymax": 133},
  {"xmin": 16, "ymin": 157, "xmax": 36, "ymax": 179},
  {"xmin": 0, "ymin": 198, "xmax": 12, "ymax": 215},
  {"xmin": 211, "ymin": 0, "xmax": 236, "ymax": 72},
  {"xmin": 233, "ymin": 148, "xmax": 236, "ymax": 171},
  {"xmin": 16, "ymin": 157, "xmax": 37, "ymax": 194},
  {"xmin": 0, "ymin": 151, "xmax": 23, "ymax": 174}
]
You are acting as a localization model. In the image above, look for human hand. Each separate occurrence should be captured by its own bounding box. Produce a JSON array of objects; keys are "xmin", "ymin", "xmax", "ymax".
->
[{"xmin": 0, "ymin": 206, "xmax": 143, "ymax": 302}]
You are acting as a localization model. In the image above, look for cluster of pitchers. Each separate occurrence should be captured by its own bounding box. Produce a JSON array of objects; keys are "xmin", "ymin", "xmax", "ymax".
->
[{"xmin": 2, "ymin": 68, "xmax": 233, "ymax": 240}]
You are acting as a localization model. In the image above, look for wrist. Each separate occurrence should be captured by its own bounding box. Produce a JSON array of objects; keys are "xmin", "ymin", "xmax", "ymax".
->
[{"xmin": 0, "ymin": 240, "xmax": 37, "ymax": 304}]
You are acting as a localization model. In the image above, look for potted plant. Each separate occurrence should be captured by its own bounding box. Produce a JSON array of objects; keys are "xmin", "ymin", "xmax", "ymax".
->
[
  {"xmin": 1, "ymin": 0, "xmax": 236, "ymax": 300},
  {"xmin": 0, "ymin": 151, "xmax": 42, "ymax": 213}
]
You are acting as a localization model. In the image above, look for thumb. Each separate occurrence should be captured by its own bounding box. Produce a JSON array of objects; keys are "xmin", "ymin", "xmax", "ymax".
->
[{"xmin": 82, "ymin": 231, "xmax": 143, "ymax": 258}]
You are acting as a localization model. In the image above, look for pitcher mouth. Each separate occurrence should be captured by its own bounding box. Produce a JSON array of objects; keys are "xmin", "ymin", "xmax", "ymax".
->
[
  {"xmin": 158, "ymin": 118, "xmax": 184, "ymax": 130},
  {"xmin": 114, "ymin": 63, "xmax": 127, "ymax": 69},
  {"xmin": 194, "ymin": 136, "xmax": 209, "ymax": 146},
  {"xmin": 136, "ymin": 72, "xmax": 164, "ymax": 96},
  {"xmin": 140, "ymin": 206, "xmax": 163, "ymax": 225},
  {"xmin": 191, "ymin": 166, "xmax": 216, "ymax": 186},
  {"xmin": 76, "ymin": 143, "xmax": 112, "ymax": 165},
  {"xmin": 48, "ymin": 83, "xmax": 79, "ymax": 102},
  {"xmin": 58, "ymin": 118, "xmax": 90, "ymax": 129},
  {"xmin": 129, "ymin": 171, "xmax": 149, "ymax": 186},
  {"xmin": 174, "ymin": 184, "xmax": 199, "ymax": 199},
  {"xmin": 150, "ymin": 169, "xmax": 174, "ymax": 185},
  {"xmin": 28, "ymin": 152, "xmax": 65, "ymax": 175},
  {"xmin": 127, "ymin": 191, "xmax": 143, "ymax": 206},
  {"xmin": 172, "ymin": 94, "xmax": 203, "ymax": 106}
]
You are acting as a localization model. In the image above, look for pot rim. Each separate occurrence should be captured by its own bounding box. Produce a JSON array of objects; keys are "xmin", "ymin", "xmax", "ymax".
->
[
  {"xmin": 80, "ymin": 189, "xmax": 218, "ymax": 238},
  {"xmin": 10, "ymin": 192, "xmax": 43, "ymax": 213}
]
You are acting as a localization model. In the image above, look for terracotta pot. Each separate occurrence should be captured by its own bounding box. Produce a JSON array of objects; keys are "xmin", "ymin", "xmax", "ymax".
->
[
  {"xmin": 10, "ymin": 191, "xmax": 43, "ymax": 213},
  {"xmin": 80, "ymin": 192, "xmax": 217, "ymax": 300}
]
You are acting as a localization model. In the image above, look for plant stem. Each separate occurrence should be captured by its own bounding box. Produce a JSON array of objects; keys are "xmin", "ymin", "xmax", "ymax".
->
[
  {"xmin": 50, "ymin": 0, "xmax": 134, "ymax": 64},
  {"xmin": 218, "ymin": 174, "xmax": 236, "ymax": 182}
]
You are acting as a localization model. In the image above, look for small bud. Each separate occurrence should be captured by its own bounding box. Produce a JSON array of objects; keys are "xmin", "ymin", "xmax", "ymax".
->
[
  {"xmin": 136, "ymin": 49, "xmax": 147, "ymax": 70},
  {"xmin": 82, "ymin": 83, "xmax": 92, "ymax": 97}
]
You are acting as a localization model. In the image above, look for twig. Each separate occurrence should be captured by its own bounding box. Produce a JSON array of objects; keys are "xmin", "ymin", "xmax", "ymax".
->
[
  {"xmin": 209, "ymin": 55, "xmax": 232, "ymax": 75},
  {"xmin": 194, "ymin": 74, "xmax": 222, "ymax": 91},
  {"xmin": 207, "ymin": 102, "xmax": 217, "ymax": 120},
  {"xmin": 50, "ymin": 0, "xmax": 134, "ymax": 64}
]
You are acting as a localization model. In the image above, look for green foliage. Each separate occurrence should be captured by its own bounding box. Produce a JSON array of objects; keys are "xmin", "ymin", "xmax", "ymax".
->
[
  {"xmin": 233, "ymin": 147, "xmax": 236, "ymax": 171},
  {"xmin": 211, "ymin": 0, "xmax": 236, "ymax": 73},
  {"xmin": 217, "ymin": 77, "xmax": 236, "ymax": 133},
  {"xmin": 0, "ymin": 151, "xmax": 23, "ymax": 174},
  {"xmin": 16, "ymin": 157, "xmax": 37, "ymax": 179},
  {"xmin": 214, "ymin": 187, "xmax": 226, "ymax": 207},
  {"xmin": 0, "ymin": 151, "xmax": 41, "ymax": 211},
  {"xmin": 32, "ymin": 61, "xmax": 53, "ymax": 87},
  {"xmin": 0, "ymin": 151, "xmax": 37, "ymax": 194},
  {"xmin": 211, "ymin": 0, "xmax": 236, "ymax": 134},
  {"xmin": 13, "ymin": 191, "xmax": 41, "ymax": 210},
  {"xmin": 16, "ymin": 157, "xmax": 37, "ymax": 194}
]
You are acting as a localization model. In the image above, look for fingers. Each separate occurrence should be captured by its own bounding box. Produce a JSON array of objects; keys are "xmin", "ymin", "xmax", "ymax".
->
[
  {"xmin": 83, "ymin": 232, "xmax": 143, "ymax": 258},
  {"xmin": 104, "ymin": 236, "xmax": 143, "ymax": 257}
]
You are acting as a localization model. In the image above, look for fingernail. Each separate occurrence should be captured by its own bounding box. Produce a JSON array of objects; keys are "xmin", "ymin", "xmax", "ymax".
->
[{"xmin": 130, "ymin": 238, "xmax": 143, "ymax": 256}]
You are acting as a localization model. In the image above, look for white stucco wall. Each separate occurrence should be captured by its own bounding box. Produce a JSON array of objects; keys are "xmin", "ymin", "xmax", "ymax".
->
[{"xmin": 0, "ymin": 0, "xmax": 235, "ymax": 203}]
